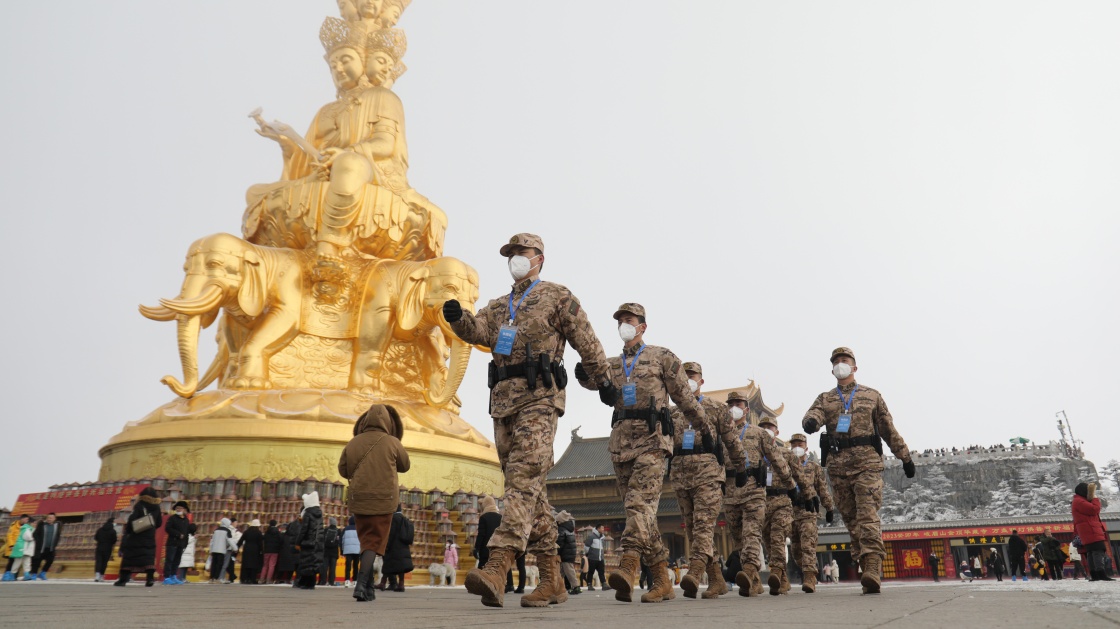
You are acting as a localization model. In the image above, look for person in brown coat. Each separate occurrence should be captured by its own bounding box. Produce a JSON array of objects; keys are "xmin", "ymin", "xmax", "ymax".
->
[{"xmin": 339, "ymin": 404, "xmax": 410, "ymax": 603}]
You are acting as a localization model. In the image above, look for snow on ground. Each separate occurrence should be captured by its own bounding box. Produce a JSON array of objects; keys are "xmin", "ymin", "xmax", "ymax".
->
[{"xmin": 971, "ymin": 578, "xmax": 1120, "ymax": 613}]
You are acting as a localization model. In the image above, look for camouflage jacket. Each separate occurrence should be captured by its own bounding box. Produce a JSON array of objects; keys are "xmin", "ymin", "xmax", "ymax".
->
[
  {"xmin": 721, "ymin": 422, "xmax": 786, "ymax": 505},
  {"xmin": 766, "ymin": 448, "xmax": 816, "ymax": 499},
  {"xmin": 594, "ymin": 343, "xmax": 706, "ymax": 463},
  {"xmin": 450, "ymin": 277, "xmax": 609, "ymax": 419},
  {"xmin": 801, "ymin": 381, "xmax": 911, "ymax": 475},
  {"xmin": 668, "ymin": 397, "xmax": 746, "ymax": 490},
  {"xmin": 792, "ymin": 458, "xmax": 834, "ymax": 518}
]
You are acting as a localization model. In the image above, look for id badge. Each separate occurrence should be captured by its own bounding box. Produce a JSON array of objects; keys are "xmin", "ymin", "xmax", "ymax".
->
[
  {"xmin": 836, "ymin": 414, "xmax": 852, "ymax": 434},
  {"xmin": 622, "ymin": 382, "xmax": 637, "ymax": 407},
  {"xmin": 682, "ymin": 429, "xmax": 695, "ymax": 450},
  {"xmin": 766, "ymin": 469, "xmax": 773, "ymax": 487},
  {"xmin": 494, "ymin": 325, "xmax": 517, "ymax": 356}
]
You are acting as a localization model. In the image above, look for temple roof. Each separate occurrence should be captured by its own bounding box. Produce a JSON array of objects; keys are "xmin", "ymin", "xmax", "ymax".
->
[
  {"xmin": 704, "ymin": 381, "xmax": 784, "ymax": 423},
  {"xmin": 548, "ymin": 437, "xmax": 615, "ymax": 481}
]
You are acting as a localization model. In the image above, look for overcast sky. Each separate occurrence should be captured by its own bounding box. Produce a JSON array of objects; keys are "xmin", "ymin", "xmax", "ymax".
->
[{"xmin": 1, "ymin": 2, "xmax": 1118, "ymax": 508}]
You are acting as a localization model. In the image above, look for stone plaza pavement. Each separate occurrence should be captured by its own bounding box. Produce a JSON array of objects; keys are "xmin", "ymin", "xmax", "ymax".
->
[{"xmin": 1, "ymin": 579, "xmax": 1118, "ymax": 628}]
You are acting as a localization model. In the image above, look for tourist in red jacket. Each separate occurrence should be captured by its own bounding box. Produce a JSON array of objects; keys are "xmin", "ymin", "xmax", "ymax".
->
[{"xmin": 1072, "ymin": 482, "xmax": 1113, "ymax": 581}]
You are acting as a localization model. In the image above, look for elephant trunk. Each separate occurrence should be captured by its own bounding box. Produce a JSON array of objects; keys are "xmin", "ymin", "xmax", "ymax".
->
[
  {"xmin": 159, "ymin": 284, "xmax": 224, "ymax": 316},
  {"xmin": 425, "ymin": 336, "xmax": 472, "ymax": 408},
  {"xmin": 161, "ymin": 314, "xmax": 201, "ymax": 398}
]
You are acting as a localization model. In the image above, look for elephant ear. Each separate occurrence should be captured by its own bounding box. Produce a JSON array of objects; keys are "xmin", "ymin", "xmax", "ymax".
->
[
  {"xmin": 238, "ymin": 248, "xmax": 266, "ymax": 317},
  {"xmin": 399, "ymin": 266, "xmax": 430, "ymax": 331}
]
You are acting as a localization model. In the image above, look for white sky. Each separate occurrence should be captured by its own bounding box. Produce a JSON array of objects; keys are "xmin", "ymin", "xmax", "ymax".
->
[{"xmin": 1, "ymin": 1, "xmax": 1118, "ymax": 507}]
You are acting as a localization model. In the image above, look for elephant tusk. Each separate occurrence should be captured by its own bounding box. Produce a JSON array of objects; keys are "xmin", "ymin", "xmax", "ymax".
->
[
  {"xmin": 159, "ymin": 285, "xmax": 224, "ymax": 315},
  {"xmin": 139, "ymin": 304, "xmax": 179, "ymax": 321}
]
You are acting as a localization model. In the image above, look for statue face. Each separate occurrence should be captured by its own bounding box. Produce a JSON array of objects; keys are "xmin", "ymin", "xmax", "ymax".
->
[
  {"xmin": 366, "ymin": 50, "xmax": 394, "ymax": 87},
  {"xmin": 380, "ymin": 4, "xmax": 402, "ymax": 27},
  {"xmin": 337, "ymin": 0, "xmax": 359, "ymax": 21},
  {"xmin": 328, "ymin": 47, "xmax": 365, "ymax": 91},
  {"xmin": 360, "ymin": 0, "xmax": 383, "ymax": 20}
]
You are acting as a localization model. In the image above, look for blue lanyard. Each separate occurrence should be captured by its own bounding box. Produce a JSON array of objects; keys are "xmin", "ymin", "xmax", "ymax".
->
[
  {"xmin": 507, "ymin": 279, "xmax": 540, "ymax": 324},
  {"xmin": 621, "ymin": 344, "xmax": 646, "ymax": 382},
  {"xmin": 739, "ymin": 423, "xmax": 749, "ymax": 440},
  {"xmin": 837, "ymin": 384, "xmax": 859, "ymax": 413}
]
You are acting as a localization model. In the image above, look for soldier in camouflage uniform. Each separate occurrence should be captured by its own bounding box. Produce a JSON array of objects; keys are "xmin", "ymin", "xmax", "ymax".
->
[
  {"xmin": 443, "ymin": 233, "xmax": 618, "ymax": 608},
  {"xmin": 757, "ymin": 416, "xmax": 817, "ymax": 595},
  {"xmin": 576, "ymin": 303, "xmax": 706, "ymax": 604},
  {"xmin": 801, "ymin": 347, "xmax": 914, "ymax": 594},
  {"xmin": 670, "ymin": 363, "xmax": 747, "ymax": 599},
  {"xmin": 787, "ymin": 432, "xmax": 835, "ymax": 593},
  {"xmin": 723, "ymin": 392, "xmax": 786, "ymax": 597}
]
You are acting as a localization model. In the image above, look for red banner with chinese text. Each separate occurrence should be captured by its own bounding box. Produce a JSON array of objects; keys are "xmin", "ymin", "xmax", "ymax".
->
[
  {"xmin": 11, "ymin": 485, "xmax": 150, "ymax": 516},
  {"xmin": 883, "ymin": 523, "xmax": 1073, "ymax": 542}
]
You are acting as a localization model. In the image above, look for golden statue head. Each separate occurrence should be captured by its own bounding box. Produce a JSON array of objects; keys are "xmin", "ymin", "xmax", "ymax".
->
[
  {"xmin": 337, "ymin": 0, "xmax": 360, "ymax": 22},
  {"xmin": 358, "ymin": 0, "xmax": 384, "ymax": 23},
  {"xmin": 366, "ymin": 28, "xmax": 407, "ymax": 88},
  {"xmin": 320, "ymin": 17, "xmax": 368, "ymax": 92},
  {"xmin": 379, "ymin": 0, "xmax": 411, "ymax": 28}
]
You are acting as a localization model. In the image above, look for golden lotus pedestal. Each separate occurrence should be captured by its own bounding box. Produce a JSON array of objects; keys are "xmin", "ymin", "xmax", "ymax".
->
[{"xmin": 98, "ymin": 389, "xmax": 502, "ymax": 495}]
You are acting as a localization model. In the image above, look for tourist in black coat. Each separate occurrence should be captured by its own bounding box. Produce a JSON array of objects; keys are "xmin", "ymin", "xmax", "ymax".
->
[
  {"xmin": 277, "ymin": 518, "xmax": 301, "ymax": 583},
  {"xmin": 115, "ymin": 487, "xmax": 163, "ymax": 587},
  {"xmin": 238, "ymin": 520, "xmax": 265, "ymax": 584},
  {"xmin": 382, "ymin": 505, "xmax": 414, "ymax": 591},
  {"xmin": 93, "ymin": 518, "xmax": 117, "ymax": 582},
  {"xmin": 295, "ymin": 492, "xmax": 324, "ymax": 589},
  {"xmin": 162, "ymin": 501, "xmax": 191, "ymax": 584},
  {"xmin": 262, "ymin": 520, "xmax": 283, "ymax": 584},
  {"xmin": 1008, "ymin": 530, "xmax": 1029, "ymax": 580}
]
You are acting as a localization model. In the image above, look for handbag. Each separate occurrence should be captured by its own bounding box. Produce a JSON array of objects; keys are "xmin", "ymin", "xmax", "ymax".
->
[{"xmin": 131, "ymin": 513, "xmax": 156, "ymax": 534}]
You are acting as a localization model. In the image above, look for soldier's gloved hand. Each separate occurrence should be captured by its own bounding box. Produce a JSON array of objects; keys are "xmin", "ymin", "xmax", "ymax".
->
[
  {"xmin": 810, "ymin": 496, "xmax": 821, "ymax": 513},
  {"xmin": 574, "ymin": 362, "xmax": 589, "ymax": 383},
  {"xmin": 803, "ymin": 418, "xmax": 819, "ymax": 434},
  {"xmin": 701, "ymin": 432, "xmax": 715, "ymax": 453},
  {"xmin": 735, "ymin": 469, "xmax": 749, "ymax": 488},
  {"xmin": 826, "ymin": 510, "xmax": 834, "ymax": 524},
  {"xmin": 787, "ymin": 488, "xmax": 799, "ymax": 501},
  {"xmin": 442, "ymin": 300, "xmax": 463, "ymax": 323},
  {"xmin": 597, "ymin": 382, "xmax": 618, "ymax": 407},
  {"xmin": 903, "ymin": 459, "xmax": 916, "ymax": 478}
]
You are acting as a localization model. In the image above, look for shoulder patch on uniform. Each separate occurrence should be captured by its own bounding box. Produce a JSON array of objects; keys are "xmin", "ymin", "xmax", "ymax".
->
[
  {"xmin": 568, "ymin": 300, "xmax": 580, "ymax": 316},
  {"xmin": 669, "ymin": 360, "xmax": 680, "ymax": 375}
]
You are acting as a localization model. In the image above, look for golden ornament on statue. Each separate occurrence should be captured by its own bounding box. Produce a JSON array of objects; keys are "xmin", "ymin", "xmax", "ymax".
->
[{"xmin": 101, "ymin": 1, "xmax": 501, "ymax": 495}]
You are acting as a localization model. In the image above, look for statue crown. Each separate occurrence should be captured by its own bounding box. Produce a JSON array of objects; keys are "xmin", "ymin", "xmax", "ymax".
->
[
  {"xmin": 320, "ymin": 16, "xmax": 367, "ymax": 55},
  {"xmin": 367, "ymin": 28, "xmax": 407, "ymax": 61}
]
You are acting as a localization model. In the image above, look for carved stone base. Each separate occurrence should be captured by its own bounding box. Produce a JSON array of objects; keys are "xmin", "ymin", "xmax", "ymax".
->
[{"xmin": 98, "ymin": 389, "xmax": 501, "ymax": 494}]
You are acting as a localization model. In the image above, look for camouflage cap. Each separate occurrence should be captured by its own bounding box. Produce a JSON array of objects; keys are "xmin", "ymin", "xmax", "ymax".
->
[
  {"xmin": 758, "ymin": 415, "xmax": 778, "ymax": 430},
  {"xmin": 612, "ymin": 303, "xmax": 646, "ymax": 321},
  {"xmin": 830, "ymin": 347, "xmax": 855, "ymax": 363},
  {"xmin": 499, "ymin": 233, "xmax": 544, "ymax": 257},
  {"xmin": 682, "ymin": 361, "xmax": 702, "ymax": 376},
  {"xmin": 725, "ymin": 391, "xmax": 749, "ymax": 404},
  {"xmin": 789, "ymin": 433, "xmax": 808, "ymax": 444}
]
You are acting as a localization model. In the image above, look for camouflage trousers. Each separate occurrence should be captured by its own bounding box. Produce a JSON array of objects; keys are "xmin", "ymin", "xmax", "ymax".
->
[
  {"xmin": 613, "ymin": 451, "xmax": 669, "ymax": 565},
  {"xmin": 762, "ymin": 495, "xmax": 792, "ymax": 570},
  {"xmin": 675, "ymin": 481, "xmax": 722, "ymax": 563},
  {"xmin": 488, "ymin": 404, "xmax": 558, "ymax": 556},
  {"xmin": 790, "ymin": 513, "xmax": 819, "ymax": 574},
  {"xmin": 830, "ymin": 469, "xmax": 883, "ymax": 560},
  {"xmin": 725, "ymin": 486, "xmax": 767, "ymax": 570}
]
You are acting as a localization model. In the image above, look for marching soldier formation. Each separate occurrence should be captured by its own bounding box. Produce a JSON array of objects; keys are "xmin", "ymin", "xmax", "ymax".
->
[{"xmin": 443, "ymin": 233, "xmax": 914, "ymax": 608}]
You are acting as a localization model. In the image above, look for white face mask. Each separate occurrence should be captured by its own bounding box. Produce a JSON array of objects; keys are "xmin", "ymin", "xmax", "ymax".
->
[
  {"xmin": 793, "ymin": 446, "xmax": 806, "ymax": 458},
  {"xmin": 687, "ymin": 379, "xmax": 699, "ymax": 393},
  {"xmin": 729, "ymin": 406, "xmax": 745, "ymax": 421},
  {"xmin": 508, "ymin": 255, "xmax": 539, "ymax": 280},
  {"xmin": 618, "ymin": 323, "xmax": 638, "ymax": 342},
  {"xmin": 176, "ymin": 510, "xmax": 185, "ymax": 517},
  {"xmin": 764, "ymin": 427, "xmax": 776, "ymax": 438},
  {"xmin": 832, "ymin": 362, "xmax": 853, "ymax": 380}
]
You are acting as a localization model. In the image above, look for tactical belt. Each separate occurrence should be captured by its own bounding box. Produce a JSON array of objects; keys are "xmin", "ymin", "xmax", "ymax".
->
[
  {"xmin": 727, "ymin": 466, "xmax": 762, "ymax": 478},
  {"xmin": 766, "ymin": 487, "xmax": 789, "ymax": 498},
  {"xmin": 831, "ymin": 435, "xmax": 880, "ymax": 450},
  {"xmin": 491, "ymin": 362, "xmax": 530, "ymax": 382},
  {"xmin": 673, "ymin": 446, "xmax": 716, "ymax": 457},
  {"xmin": 612, "ymin": 408, "xmax": 658, "ymax": 426}
]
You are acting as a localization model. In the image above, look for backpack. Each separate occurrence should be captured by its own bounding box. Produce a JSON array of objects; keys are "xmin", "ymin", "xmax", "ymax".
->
[
  {"xmin": 324, "ymin": 528, "xmax": 339, "ymax": 548},
  {"xmin": 398, "ymin": 515, "xmax": 415, "ymax": 546}
]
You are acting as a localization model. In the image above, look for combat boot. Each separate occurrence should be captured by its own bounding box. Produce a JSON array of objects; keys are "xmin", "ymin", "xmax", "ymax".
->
[
  {"xmin": 779, "ymin": 569, "xmax": 791, "ymax": 594},
  {"xmin": 702, "ymin": 558, "xmax": 728, "ymax": 599},
  {"xmin": 521, "ymin": 555, "xmax": 567, "ymax": 607},
  {"xmin": 465, "ymin": 546, "xmax": 515, "ymax": 607},
  {"xmin": 680, "ymin": 558, "xmax": 708, "ymax": 598},
  {"xmin": 641, "ymin": 560, "xmax": 674, "ymax": 603},
  {"xmin": 768, "ymin": 567, "xmax": 785, "ymax": 596},
  {"xmin": 735, "ymin": 565, "xmax": 761, "ymax": 597},
  {"xmin": 801, "ymin": 570, "xmax": 817, "ymax": 593},
  {"xmin": 860, "ymin": 555, "xmax": 882, "ymax": 594},
  {"xmin": 607, "ymin": 551, "xmax": 640, "ymax": 602}
]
